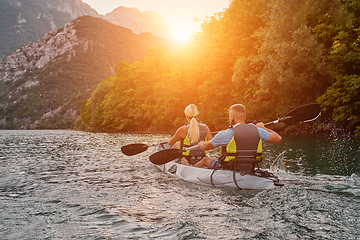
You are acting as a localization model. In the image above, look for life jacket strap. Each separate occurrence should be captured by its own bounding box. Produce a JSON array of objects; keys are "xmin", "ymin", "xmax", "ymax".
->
[{"xmin": 221, "ymin": 150, "xmax": 262, "ymax": 159}]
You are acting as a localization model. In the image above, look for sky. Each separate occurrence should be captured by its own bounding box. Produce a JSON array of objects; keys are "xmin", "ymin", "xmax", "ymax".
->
[{"xmin": 82, "ymin": 0, "xmax": 231, "ymax": 40}]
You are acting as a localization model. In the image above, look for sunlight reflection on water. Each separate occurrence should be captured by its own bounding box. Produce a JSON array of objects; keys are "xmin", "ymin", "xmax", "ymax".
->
[{"xmin": 0, "ymin": 130, "xmax": 359, "ymax": 239}]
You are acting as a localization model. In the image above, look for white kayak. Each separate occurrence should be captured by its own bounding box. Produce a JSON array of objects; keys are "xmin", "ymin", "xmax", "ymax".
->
[{"xmin": 152, "ymin": 142, "xmax": 284, "ymax": 190}]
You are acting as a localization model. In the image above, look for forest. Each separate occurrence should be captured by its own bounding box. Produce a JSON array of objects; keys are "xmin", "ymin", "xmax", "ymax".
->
[{"xmin": 76, "ymin": 0, "xmax": 360, "ymax": 134}]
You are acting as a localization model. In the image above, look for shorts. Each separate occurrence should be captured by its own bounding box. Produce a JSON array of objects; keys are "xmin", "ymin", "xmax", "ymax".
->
[{"xmin": 210, "ymin": 159, "xmax": 223, "ymax": 169}]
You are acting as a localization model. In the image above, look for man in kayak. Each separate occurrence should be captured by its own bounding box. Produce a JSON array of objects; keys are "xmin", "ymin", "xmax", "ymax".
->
[
  {"xmin": 194, "ymin": 104, "xmax": 282, "ymax": 174},
  {"xmin": 168, "ymin": 104, "xmax": 213, "ymax": 166}
]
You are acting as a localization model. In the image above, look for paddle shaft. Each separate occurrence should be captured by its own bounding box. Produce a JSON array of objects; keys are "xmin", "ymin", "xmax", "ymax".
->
[
  {"xmin": 263, "ymin": 116, "xmax": 292, "ymax": 126},
  {"xmin": 183, "ymin": 145, "xmax": 202, "ymax": 152},
  {"xmin": 211, "ymin": 117, "xmax": 288, "ymax": 135}
]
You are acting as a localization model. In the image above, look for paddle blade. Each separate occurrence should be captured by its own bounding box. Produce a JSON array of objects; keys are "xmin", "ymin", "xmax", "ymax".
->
[
  {"xmin": 121, "ymin": 143, "xmax": 148, "ymax": 156},
  {"xmin": 149, "ymin": 149, "xmax": 183, "ymax": 165},
  {"xmin": 281, "ymin": 103, "xmax": 320, "ymax": 124}
]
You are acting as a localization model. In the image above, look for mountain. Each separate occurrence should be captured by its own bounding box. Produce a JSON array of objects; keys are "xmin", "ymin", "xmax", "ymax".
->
[
  {"xmin": 0, "ymin": 16, "xmax": 178, "ymax": 129},
  {"xmin": 0, "ymin": 0, "xmax": 176, "ymax": 59},
  {"xmin": 103, "ymin": 7, "xmax": 175, "ymax": 39},
  {"xmin": 0, "ymin": 0, "xmax": 99, "ymax": 58}
]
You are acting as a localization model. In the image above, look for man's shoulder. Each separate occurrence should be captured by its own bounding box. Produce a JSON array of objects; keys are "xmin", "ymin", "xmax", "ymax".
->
[
  {"xmin": 212, "ymin": 128, "xmax": 234, "ymax": 147},
  {"xmin": 217, "ymin": 128, "xmax": 234, "ymax": 135},
  {"xmin": 256, "ymin": 127, "xmax": 270, "ymax": 141}
]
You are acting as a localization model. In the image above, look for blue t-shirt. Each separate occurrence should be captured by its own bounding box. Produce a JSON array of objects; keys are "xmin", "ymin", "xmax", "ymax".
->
[{"xmin": 211, "ymin": 125, "xmax": 270, "ymax": 148}]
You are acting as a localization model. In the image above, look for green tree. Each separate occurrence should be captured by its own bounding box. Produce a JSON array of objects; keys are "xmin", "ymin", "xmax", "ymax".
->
[
  {"xmin": 233, "ymin": 0, "xmax": 330, "ymax": 121},
  {"xmin": 315, "ymin": 0, "xmax": 360, "ymax": 123}
]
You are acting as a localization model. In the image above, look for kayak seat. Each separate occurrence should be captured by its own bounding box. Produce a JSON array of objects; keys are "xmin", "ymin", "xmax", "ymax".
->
[{"xmin": 222, "ymin": 158, "xmax": 256, "ymax": 175}]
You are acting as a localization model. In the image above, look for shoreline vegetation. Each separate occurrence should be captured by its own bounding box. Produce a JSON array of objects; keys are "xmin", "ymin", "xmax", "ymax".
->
[{"xmin": 81, "ymin": 119, "xmax": 359, "ymax": 138}]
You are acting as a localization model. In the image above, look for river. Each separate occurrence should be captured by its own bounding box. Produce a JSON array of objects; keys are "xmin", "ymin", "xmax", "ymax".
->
[{"xmin": 0, "ymin": 130, "xmax": 359, "ymax": 239}]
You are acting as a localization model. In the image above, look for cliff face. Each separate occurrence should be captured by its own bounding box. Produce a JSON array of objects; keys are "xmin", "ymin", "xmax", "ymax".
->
[
  {"xmin": 1, "ymin": 22, "xmax": 80, "ymax": 82},
  {"xmin": 0, "ymin": 16, "xmax": 178, "ymax": 129},
  {"xmin": 0, "ymin": 0, "xmax": 99, "ymax": 58},
  {"xmin": 40, "ymin": 0, "xmax": 98, "ymax": 19}
]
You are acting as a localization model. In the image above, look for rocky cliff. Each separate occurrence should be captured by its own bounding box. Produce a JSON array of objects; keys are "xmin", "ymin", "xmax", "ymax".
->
[
  {"xmin": 1, "ymin": 22, "xmax": 79, "ymax": 82},
  {"xmin": 0, "ymin": 0, "xmax": 99, "ymax": 58}
]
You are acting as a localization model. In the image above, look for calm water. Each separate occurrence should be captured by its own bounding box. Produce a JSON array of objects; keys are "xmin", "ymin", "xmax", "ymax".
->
[{"xmin": 0, "ymin": 130, "xmax": 359, "ymax": 239}]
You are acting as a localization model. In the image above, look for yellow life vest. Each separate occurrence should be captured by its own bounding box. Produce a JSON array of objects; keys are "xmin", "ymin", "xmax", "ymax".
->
[{"xmin": 179, "ymin": 123, "xmax": 208, "ymax": 156}]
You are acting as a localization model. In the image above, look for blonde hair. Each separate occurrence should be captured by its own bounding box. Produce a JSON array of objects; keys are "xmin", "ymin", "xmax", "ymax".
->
[{"xmin": 184, "ymin": 104, "xmax": 200, "ymax": 144}]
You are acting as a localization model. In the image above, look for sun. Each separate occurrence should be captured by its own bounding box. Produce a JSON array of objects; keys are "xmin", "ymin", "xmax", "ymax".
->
[
  {"xmin": 174, "ymin": 29, "xmax": 191, "ymax": 41},
  {"xmin": 168, "ymin": 22, "xmax": 195, "ymax": 41}
]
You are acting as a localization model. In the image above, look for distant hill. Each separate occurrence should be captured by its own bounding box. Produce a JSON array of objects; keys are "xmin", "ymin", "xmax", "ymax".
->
[
  {"xmin": 104, "ymin": 7, "xmax": 175, "ymax": 39},
  {"xmin": 0, "ymin": 16, "xmax": 178, "ymax": 129},
  {"xmin": 0, "ymin": 0, "xmax": 99, "ymax": 58},
  {"xmin": 0, "ymin": 0, "xmax": 175, "ymax": 59}
]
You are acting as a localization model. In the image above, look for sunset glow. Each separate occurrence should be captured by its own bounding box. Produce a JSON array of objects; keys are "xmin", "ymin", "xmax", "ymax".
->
[
  {"xmin": 82, "ymin": 0, "xmax": 229, "ymax": 40},
  {"xmin": 168, "ymin": 20, "xmax": 197, "ymax": 41}
]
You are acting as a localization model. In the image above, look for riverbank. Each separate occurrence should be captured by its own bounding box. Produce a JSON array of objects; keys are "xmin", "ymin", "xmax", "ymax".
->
[
  {"xmin": 277, "ymin": 118, "xmax": 359, "ymax": 137},
  {"xmin": 1, "ymin": 118, "xmax": 359, "ymax": 137},
  {"xmin": 114, "ymin": 119, "xmax": 359, "ymax": 137}
]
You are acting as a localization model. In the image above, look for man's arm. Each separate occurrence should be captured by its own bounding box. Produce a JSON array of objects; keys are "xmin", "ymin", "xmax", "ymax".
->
[
  {"xmin": 198, "ymin": 140, "xmax": 215, "ymax": 151},
  {"xmin": 256, "ymin": 122, "xmax": 282, "ymax": 143},
  {"xmin": 198, "ymin": 128, "xmax": 234, "ymax": 150}
]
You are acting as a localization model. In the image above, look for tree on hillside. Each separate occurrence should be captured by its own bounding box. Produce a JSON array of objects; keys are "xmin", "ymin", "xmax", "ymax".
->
[
  {"xmin": 232, "ymin": 0, "xmax": 330, "ymax": 121},
  {"xmin": 78, "ymin": 46, "xmax": 193, "ymax": 132},
  {"xmin": 314, "ymin": 0, "xmax": 360, "ymax": 128},
  {"xmin": 183, "ymin": 0, "xmax": 270, "ymax": 128}
]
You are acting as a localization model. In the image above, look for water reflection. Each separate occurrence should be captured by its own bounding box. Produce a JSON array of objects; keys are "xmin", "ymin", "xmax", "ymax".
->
[
  {"xmin": 0, "ymin": 130, "xmax": 359, "ymax": 239},
  {"xmin": 263, "ymin": 135, "xmax": 360, "ymax": 176}
]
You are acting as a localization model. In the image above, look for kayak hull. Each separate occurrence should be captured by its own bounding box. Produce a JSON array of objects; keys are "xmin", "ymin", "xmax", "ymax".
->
[{"xmin": 152, "ymin": 143, "xmax": 283, "ymax": 190}]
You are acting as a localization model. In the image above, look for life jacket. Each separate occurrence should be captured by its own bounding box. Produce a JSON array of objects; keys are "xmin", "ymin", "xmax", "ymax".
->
[
  {"xmin": 179, "ymin": 123, "xmax": 208, "ymax": 157},
  {"xmin": 219, "ymin": 123, "xmax": 262, "ymax": 172}
]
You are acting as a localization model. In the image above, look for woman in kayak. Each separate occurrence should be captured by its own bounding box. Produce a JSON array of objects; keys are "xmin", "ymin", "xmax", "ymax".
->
[{"xmin": 168, "ymin": 104, "xmax": 213, "ymax": 166}]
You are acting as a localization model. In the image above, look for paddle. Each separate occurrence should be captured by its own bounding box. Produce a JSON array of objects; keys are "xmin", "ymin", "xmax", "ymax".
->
[
  {"xmin": 264, "ymin": 103, "xmax": 321, "ymax": 126},
  {"xmin": 150, "ymin": 103, "xmax": 321, "ymax": 165},
  {"xmin": 121, "ymin": 143, "xmax": 157, "ymax": 156}
]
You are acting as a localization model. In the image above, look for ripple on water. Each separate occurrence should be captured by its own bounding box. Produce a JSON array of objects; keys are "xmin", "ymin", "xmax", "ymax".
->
[{"xmin": 0, "ymin": 130, "xmax": 359, "ymax": 239}]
